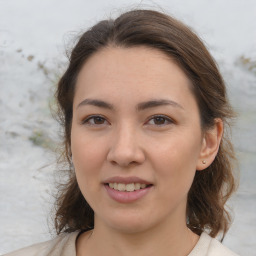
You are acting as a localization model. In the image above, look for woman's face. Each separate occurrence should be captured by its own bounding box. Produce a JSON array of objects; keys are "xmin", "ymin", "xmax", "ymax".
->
[{"xmin": 71, "ymin": 46, "xmax": 205, "ymax": 233}]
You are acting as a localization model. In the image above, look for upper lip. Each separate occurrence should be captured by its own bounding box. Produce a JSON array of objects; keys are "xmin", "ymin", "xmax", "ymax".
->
[{"xmin": 103, "ymin": 176, "xmax": 152, "ymax": 185}]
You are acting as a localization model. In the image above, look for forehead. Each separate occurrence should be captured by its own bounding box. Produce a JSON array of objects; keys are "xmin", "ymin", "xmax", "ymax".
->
[{"xmin": 74, "ymin": 46, "xmax": 195, "ymax": 109}]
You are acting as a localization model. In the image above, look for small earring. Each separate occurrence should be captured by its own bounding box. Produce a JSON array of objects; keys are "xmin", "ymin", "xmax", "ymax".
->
[{"xmin": 202, "ymin": 160, "xmax": 206, "ymax": 164}]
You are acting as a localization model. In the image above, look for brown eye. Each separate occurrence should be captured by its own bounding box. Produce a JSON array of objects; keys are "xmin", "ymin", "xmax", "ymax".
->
[
  {"xmin": 147, "ymin": 115, "xmax": 173, "ymax": 126},
  {"xmin": 82, "ymin": 115, "xmax": 108, "ymax": 126},
  {"xmin": 93, "ymin": 116, "xmax": 105, "ymax": 124},
  {"xmin": 153, "ymin": 116, "xmax": 166, "ymax": 125}
]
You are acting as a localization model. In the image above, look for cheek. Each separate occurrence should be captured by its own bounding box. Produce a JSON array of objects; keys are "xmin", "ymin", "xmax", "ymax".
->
[
  {"xmin": 71, "ymin": 129, "xmax": 107, "ymax": 192},
  {"xmin": 150, "ymin": 132, "xmax": 201, "ymax": 191},
  {"xmin": 71, "ymin": 127, "xmax": 106, "ymax": 166}
]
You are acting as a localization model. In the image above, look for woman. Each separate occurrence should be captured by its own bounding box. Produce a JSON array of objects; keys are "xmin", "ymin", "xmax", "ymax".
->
[{"xmin": 5, "ymin": 9, "xmax": 239, "ymax": 256}]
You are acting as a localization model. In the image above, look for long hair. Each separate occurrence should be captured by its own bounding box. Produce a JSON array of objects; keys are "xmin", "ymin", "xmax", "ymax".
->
[{"xmin": 54, "ymin": 9, "xmax": 237, "ymax": 238}]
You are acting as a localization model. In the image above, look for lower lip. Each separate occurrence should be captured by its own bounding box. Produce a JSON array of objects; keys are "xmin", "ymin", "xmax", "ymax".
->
[{"xmin": 104, "ymin": 184, "xmax": 153, "ymax": 203}]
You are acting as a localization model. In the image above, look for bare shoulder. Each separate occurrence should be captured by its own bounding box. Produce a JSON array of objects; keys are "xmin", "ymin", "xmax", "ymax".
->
[{"xmin": 3, "ymin": 232, "xmax": 79, "ymax": 256}]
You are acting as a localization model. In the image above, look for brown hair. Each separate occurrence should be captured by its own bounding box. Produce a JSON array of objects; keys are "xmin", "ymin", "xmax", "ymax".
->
[{"xmin": 54, "ymin": 9, "xmax": 237, "ymax": 239}]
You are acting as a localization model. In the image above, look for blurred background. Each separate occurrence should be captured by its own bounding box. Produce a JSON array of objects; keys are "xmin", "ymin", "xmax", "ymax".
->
[{"xmin": 0, "ymin": 0, "xmax": 255, "ymax": 254}]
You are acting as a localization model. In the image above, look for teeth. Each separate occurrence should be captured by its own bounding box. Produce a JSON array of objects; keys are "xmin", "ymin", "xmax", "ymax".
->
[
  {"xmin": 126, "ymin": 183, "xmax": 135, "ymax": 192},
  {"xmin": 135, "ymin": 183, "xmax": 141, "ymax": 190},
  {"xmin": 140, "ymin": 184, "xmax": 146, "ymax": 189},
  {"xmin": 117, "ymin": 183, "xmax": 126, "ymax": 191},
  {"xmin": 108, "ymin": 183, "xmax": 149, "ymax": 192}
]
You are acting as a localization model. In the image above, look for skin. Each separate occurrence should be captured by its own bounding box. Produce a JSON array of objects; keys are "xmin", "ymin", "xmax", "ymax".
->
[{"xmin": 71, "ymin": 46, "xmax": 223, "ymax": 256}]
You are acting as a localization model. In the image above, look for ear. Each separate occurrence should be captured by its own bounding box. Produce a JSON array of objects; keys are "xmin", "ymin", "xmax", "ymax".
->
[{"xmin": 196, "ymin": 118, "xmax": 223, "ymax": 171}]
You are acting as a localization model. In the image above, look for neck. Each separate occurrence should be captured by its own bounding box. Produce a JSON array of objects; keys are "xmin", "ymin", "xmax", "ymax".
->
[{"xmin": 77, "ymin": 216, "xmax": 199, "ymax": 256}]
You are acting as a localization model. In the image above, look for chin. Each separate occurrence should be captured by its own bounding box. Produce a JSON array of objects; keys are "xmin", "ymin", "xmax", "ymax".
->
[{"xmin": 99, "ymin": 209, "xmax": 157, "ymax": 234}]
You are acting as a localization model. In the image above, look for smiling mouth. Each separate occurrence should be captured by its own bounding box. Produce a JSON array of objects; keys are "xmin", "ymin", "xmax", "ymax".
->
[{"xmin": 105, "ymin": 183, "xmax": 153, "ymax": 192}]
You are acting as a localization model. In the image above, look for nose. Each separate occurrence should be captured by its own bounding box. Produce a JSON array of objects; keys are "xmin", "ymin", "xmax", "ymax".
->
[{"xmin": 107, "ymin": 124, "xmax": 145, "ymax": 167}]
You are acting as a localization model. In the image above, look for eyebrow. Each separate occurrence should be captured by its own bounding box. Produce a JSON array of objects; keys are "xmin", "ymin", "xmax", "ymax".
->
[
  {"xmin": 77, "ymin": 99, "xmax": 114, "ymax": 110},
  {"xmin": 76, "ymin": 98, "xmax": 184, "ymax": 111},
  {"xmin": 137, "ymin": 99, "xmax": 184, "ymax": 111}
]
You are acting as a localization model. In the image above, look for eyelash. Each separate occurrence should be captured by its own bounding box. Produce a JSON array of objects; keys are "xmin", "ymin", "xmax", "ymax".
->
[
  {"xmin": 81, "ymin": 115, "xmax": 174, "ymax": 127},
  {"xmin": 81, "ymin": 115, "xmax": 108, "ymax": 126},
  {"xmin": 146, "ymin": 115, "xmax": 174, "ymax": 126}
]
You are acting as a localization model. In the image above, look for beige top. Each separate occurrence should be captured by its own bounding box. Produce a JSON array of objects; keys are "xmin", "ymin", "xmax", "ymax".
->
[{"xmin": 3, "ymin": 232, "xmax": 239, "ymax": 256}]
